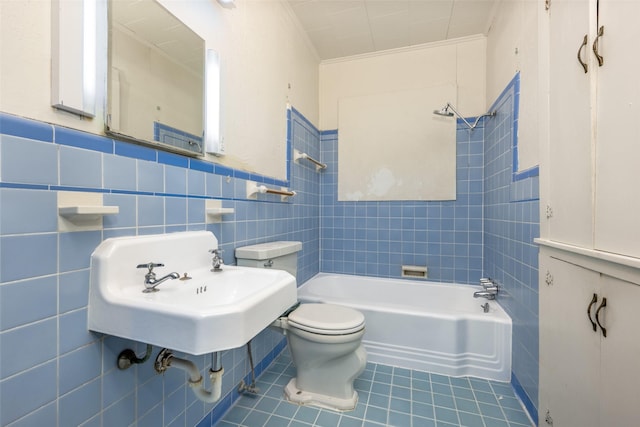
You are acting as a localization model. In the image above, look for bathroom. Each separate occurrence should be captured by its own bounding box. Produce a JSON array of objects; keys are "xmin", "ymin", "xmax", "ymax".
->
[{"xmin": 2, "ymin": 0, "xmax": 639, "ymax": 426}]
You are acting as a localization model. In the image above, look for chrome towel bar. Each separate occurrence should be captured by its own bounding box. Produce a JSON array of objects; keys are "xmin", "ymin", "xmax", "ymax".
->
[{"xmin": 294, "ymin": 149, "xmax": 327, "ymax": 171}]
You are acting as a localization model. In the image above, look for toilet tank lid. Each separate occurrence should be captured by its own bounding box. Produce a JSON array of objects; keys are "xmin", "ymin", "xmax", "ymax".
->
[{"xmin": 235, "ymin": 241, "xmax": 302, "ymax": 260}]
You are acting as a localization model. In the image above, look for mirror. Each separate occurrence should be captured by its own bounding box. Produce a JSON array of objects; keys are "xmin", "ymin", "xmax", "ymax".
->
[{"xmin": 107, "ymin": 0, "xmax": 205, "ymax": 156}]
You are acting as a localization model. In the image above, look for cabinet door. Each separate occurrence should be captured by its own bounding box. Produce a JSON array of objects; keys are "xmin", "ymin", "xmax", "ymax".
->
[
  {"xmin": 539, "ymin": 253, "xmax": 600, "ymax": 426},
  {"xmin": 594, "ymin": 0, "xmax": 640, "ymax": 258},
  {"xmin": 547, "ymin": 0, "xmax": 595, "ymax": 247},
  {"xmin": 598, "ymin": 275, "xmax": 640, "ymax": 425}
]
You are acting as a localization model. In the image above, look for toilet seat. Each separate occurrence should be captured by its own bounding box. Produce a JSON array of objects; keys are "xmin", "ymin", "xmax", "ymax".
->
[{"xmin": 288, "ymin": 303, "xmax": 365, "ymax": 335}]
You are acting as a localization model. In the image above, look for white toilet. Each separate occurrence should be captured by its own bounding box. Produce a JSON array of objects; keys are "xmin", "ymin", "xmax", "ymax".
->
[{"xmin": 236, "ymin": 241, "xmax": 367, "ymax": 411}]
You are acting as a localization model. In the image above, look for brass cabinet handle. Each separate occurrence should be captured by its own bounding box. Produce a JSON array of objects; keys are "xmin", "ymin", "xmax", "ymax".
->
[
  {"xmin": 592, "ymin": 26, "xmax": 604, "ymax": 67},
  {"xmin": 587, "ymin": 293, "xmax": 598, "ymax": 332},
  {"xmin": 577, "ymin": 34, "xmax": 589, "ymax": 73},
  {"xmin": 595, "ymin": 297, "xmax": 607, "ymax": 338}
]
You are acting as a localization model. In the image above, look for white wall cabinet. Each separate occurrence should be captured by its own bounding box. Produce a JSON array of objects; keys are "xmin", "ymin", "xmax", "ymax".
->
[
  {"xmin": 541, "ymin": 0, "xmax": 640, "ymax": 423},
  {"xmin": 539, "ymin": 249, "xmax": 640, "ymax": 426},
  {"xmin": 592, "ymin": 0, "xmax": 640, "ymax": 258},
  {"xmin": 539, "ymin": 253, "xmax": 599, "ymax": 427},
  {"xmin": 547, "ymin": 0, "xmax": 595, "ymax": 248},
  {"xmin": 546, "ymin": 0, "xmax": 640, "ymax": 258}
]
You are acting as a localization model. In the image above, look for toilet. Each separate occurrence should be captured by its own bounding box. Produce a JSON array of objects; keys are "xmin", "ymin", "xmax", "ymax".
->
[{"xmin": 236, "ymin": 241, "xmax": 367, "ymax": 411}]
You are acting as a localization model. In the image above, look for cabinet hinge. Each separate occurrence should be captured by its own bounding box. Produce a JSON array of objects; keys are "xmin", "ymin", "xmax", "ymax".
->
[
  {"xmin": 545, "ymin": 271, "xmax": 554, "ymax": 286},
  {"xmin": 545, "ymin": 204, "xmax": 553, "ymax": 219},
  {"xmin": 545, "ymin": 410, "xmax": 554, "ymax": 425},
  {"xmin": 545, "ymin": 0, "xmax": 551, "ymax": 11}
]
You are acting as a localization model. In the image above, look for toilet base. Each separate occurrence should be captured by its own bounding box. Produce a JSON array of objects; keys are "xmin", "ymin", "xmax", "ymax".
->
[{"xmin": 284, "ymin": 377, "xmax": 359, "ymax": 411}]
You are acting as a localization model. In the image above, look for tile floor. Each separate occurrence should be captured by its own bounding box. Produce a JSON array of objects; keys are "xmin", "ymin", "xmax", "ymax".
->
[{"xmin": 216, "ymin": 351, "xmax": 534, "ymax": 427}]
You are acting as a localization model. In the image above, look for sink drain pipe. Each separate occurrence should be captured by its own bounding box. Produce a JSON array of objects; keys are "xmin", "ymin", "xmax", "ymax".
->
[{"xmin": 155, "ymin": 348, "xmax": 224, "ymax": 403}]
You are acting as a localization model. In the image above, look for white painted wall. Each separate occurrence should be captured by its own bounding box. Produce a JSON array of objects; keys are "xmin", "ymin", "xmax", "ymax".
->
[
  {"xmin": 0, "ymin": 0, "xmax": 109, "ymax": 135},
  {"xmin": 319, "ymin": 36, "xmax": 486, "ymax": 201},
  {"xmin": 160, "ymin": 0, "xmax": 319, "ymax": 179},
  {"xmin": 486, "ymin": 0, "xmax": 542, "ymax": 172},
  {"xmin": 337, "ymin": 84, "xmax": 457, "ymax": 201},
  {"xmin": 0, "ymin": 0, "xmax": 319, "ymax": 181},
  {"xmin": 319, "ymin": 36, "xmax": 487, "ymax": 131}
]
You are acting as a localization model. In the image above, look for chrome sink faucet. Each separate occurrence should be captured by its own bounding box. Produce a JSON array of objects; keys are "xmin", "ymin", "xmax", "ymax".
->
[
  {"xmin": 209, "ymin": 249, "xmax": 224, "ymax": 272},
  {"xmin": 137, "ymin": 263, "xmax": 180, "ymax": 293},
  {"xmin": 474, "ymin": 278, "xmax": 499, "ymax": 300}
]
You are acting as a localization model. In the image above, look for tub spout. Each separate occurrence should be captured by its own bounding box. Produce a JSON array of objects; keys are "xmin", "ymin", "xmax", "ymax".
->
[{"xmin": 473, "ymin": 290, "xmax": 497, "ymax": 300}]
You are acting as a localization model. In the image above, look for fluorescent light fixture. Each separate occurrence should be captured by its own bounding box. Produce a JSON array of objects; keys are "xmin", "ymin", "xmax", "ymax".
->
[
  {"xmin": 82, "ymin": 0, "xmax": 96, "ymax": 110},
  {"xmin": 51, "ymin": 0, "xmax": 96, "ymax": 117},
  {"xmin": 204, "ymin": 49, "xmax": 224, "ymax": 155},
  {"xmin": 216, "ymin": 0, "xmax": 236, "ymax": 9}
]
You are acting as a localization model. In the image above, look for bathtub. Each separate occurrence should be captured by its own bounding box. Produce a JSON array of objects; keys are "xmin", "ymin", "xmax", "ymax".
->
[{"xmin": 297, "ymin": 273, "xmax": 512, "ymax": 382}]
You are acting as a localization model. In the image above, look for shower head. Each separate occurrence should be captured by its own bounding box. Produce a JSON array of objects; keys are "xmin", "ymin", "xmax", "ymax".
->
[
  {"xmin": 433, "ymin": 104, "xmax": 454, "ymax": 117},
  {"xmin": 432, "ymin": 102, "xmax": 495, "ymax": 130}
]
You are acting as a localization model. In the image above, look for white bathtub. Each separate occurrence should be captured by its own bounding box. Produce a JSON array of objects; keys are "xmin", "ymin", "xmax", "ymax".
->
[{"xmin": 297, "ymin": 273, "xmax": 512, "ymax": 382}]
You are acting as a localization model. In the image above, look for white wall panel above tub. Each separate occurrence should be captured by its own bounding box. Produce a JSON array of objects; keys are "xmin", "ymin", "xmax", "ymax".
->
[{"xmin": 337, "ymin": 84, "xmax": 456, "ymax": 201}]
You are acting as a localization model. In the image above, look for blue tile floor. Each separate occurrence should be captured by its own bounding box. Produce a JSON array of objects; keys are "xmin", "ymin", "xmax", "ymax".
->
[{"xmin": 216, "ymin": 350, "xmax": 534, "ymax": 427}]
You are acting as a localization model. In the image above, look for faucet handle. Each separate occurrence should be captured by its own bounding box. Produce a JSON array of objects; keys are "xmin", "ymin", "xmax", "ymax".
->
[
  {"xmin": 137, "ymin": 262, "xmax": 164, "ymax": 272},
  {"xmin": 480, "ymin": 278, "xmax": 496, "ymax": 289},
  {"xmin": 209, "ymin": 249, "xmax": 224, "ymax": 271}
]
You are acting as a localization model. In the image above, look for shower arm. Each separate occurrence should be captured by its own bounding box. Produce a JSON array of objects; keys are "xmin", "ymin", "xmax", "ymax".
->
[
  {"xmin": 443, "ymin": 103, "xmax": 496, "ymax": 130},
  {"xmin": 444, "ymin": 103, "xmax": 473, "ymax": 129}
]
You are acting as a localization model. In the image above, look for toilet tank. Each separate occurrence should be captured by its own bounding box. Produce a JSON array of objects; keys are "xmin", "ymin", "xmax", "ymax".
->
[{"xmin": 235, "ymin": 241, "xmax": 302, "ymax": 278}]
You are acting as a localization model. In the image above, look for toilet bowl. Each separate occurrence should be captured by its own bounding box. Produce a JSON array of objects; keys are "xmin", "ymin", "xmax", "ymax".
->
[
  {"xmin": 274, "ymin": 303, "xmax": 367, "ymax": 410},
  {"xmin": 235, "ymin": 242, "xmax": 367, "ymax": 411}
]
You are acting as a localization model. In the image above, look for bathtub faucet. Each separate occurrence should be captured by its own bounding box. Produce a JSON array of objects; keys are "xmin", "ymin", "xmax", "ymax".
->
[{"xmin": 474, "ymin": 278, "xmax": 499, "ymax": 300}]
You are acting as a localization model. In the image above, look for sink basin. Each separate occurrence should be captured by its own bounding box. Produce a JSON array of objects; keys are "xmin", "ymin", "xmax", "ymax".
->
[{"xmin": 88, "ymin": 231, "xmax": 297, "ymax": 355}]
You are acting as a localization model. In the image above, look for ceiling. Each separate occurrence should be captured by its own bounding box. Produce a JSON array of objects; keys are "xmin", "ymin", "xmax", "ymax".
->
[{"xmin": 287, "ymin": 0, "xmax": 499, "ymax": 60}]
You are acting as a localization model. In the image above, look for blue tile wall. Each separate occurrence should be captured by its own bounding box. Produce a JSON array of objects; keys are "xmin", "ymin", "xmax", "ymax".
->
[
  {"xmin": 0, "ymin": 108, "xmax": 319, "ymax": 427},
  {"xmin": 0, "ymin": 134, "xmax": 58, "ymax": 185},
  {"xmin": 59, "ymin": 146, "xmax": 103, "ymax": 188},
  {"xmin": 319, "ymin": 73, "xmax": 539, "ymax": 424},
  {"xmin": 0, "ymin": 73, "xmax": 539, "ymax": 426},
  {"xmin": 319, "ymin": 122, "xmax": 485, "ymax": 284},
  {"xmin": 482, "ymin": 73, "xmax": 539, "ymax": 425}
]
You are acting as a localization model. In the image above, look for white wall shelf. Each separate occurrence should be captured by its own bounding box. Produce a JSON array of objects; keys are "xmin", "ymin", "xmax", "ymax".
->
[
  {"xmin": 205, "ymin": 200, "xmax": 234, "ymax": 224},
  {"xmin": 206, "ymin": 208, "xmax": 235, "ymax": 216},
  {"xmin": 58, "ymin": 205, "xmax": 119, "ymax": 220},
  {"xmin": 57, "ymin": 191, "xmax": 118, "ymax": 231}
]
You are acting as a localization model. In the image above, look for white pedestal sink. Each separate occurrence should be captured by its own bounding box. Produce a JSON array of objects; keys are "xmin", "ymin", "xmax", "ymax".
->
[{"xmin": 88, "ymin": 231, "xmax": 298, "ymax": 355}]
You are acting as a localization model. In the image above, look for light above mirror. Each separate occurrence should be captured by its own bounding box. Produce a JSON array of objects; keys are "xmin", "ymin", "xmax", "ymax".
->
[
  {"xmin": 51, "ymin": 0, "xmax": 97, "ymax": 118},
  {"xmin": 205, "ymin": 49, "xmax": 223, "ymax": 155},
  {"xmin": 106, "ymin": 0, "xmax": 205, "ymax": 156}
]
